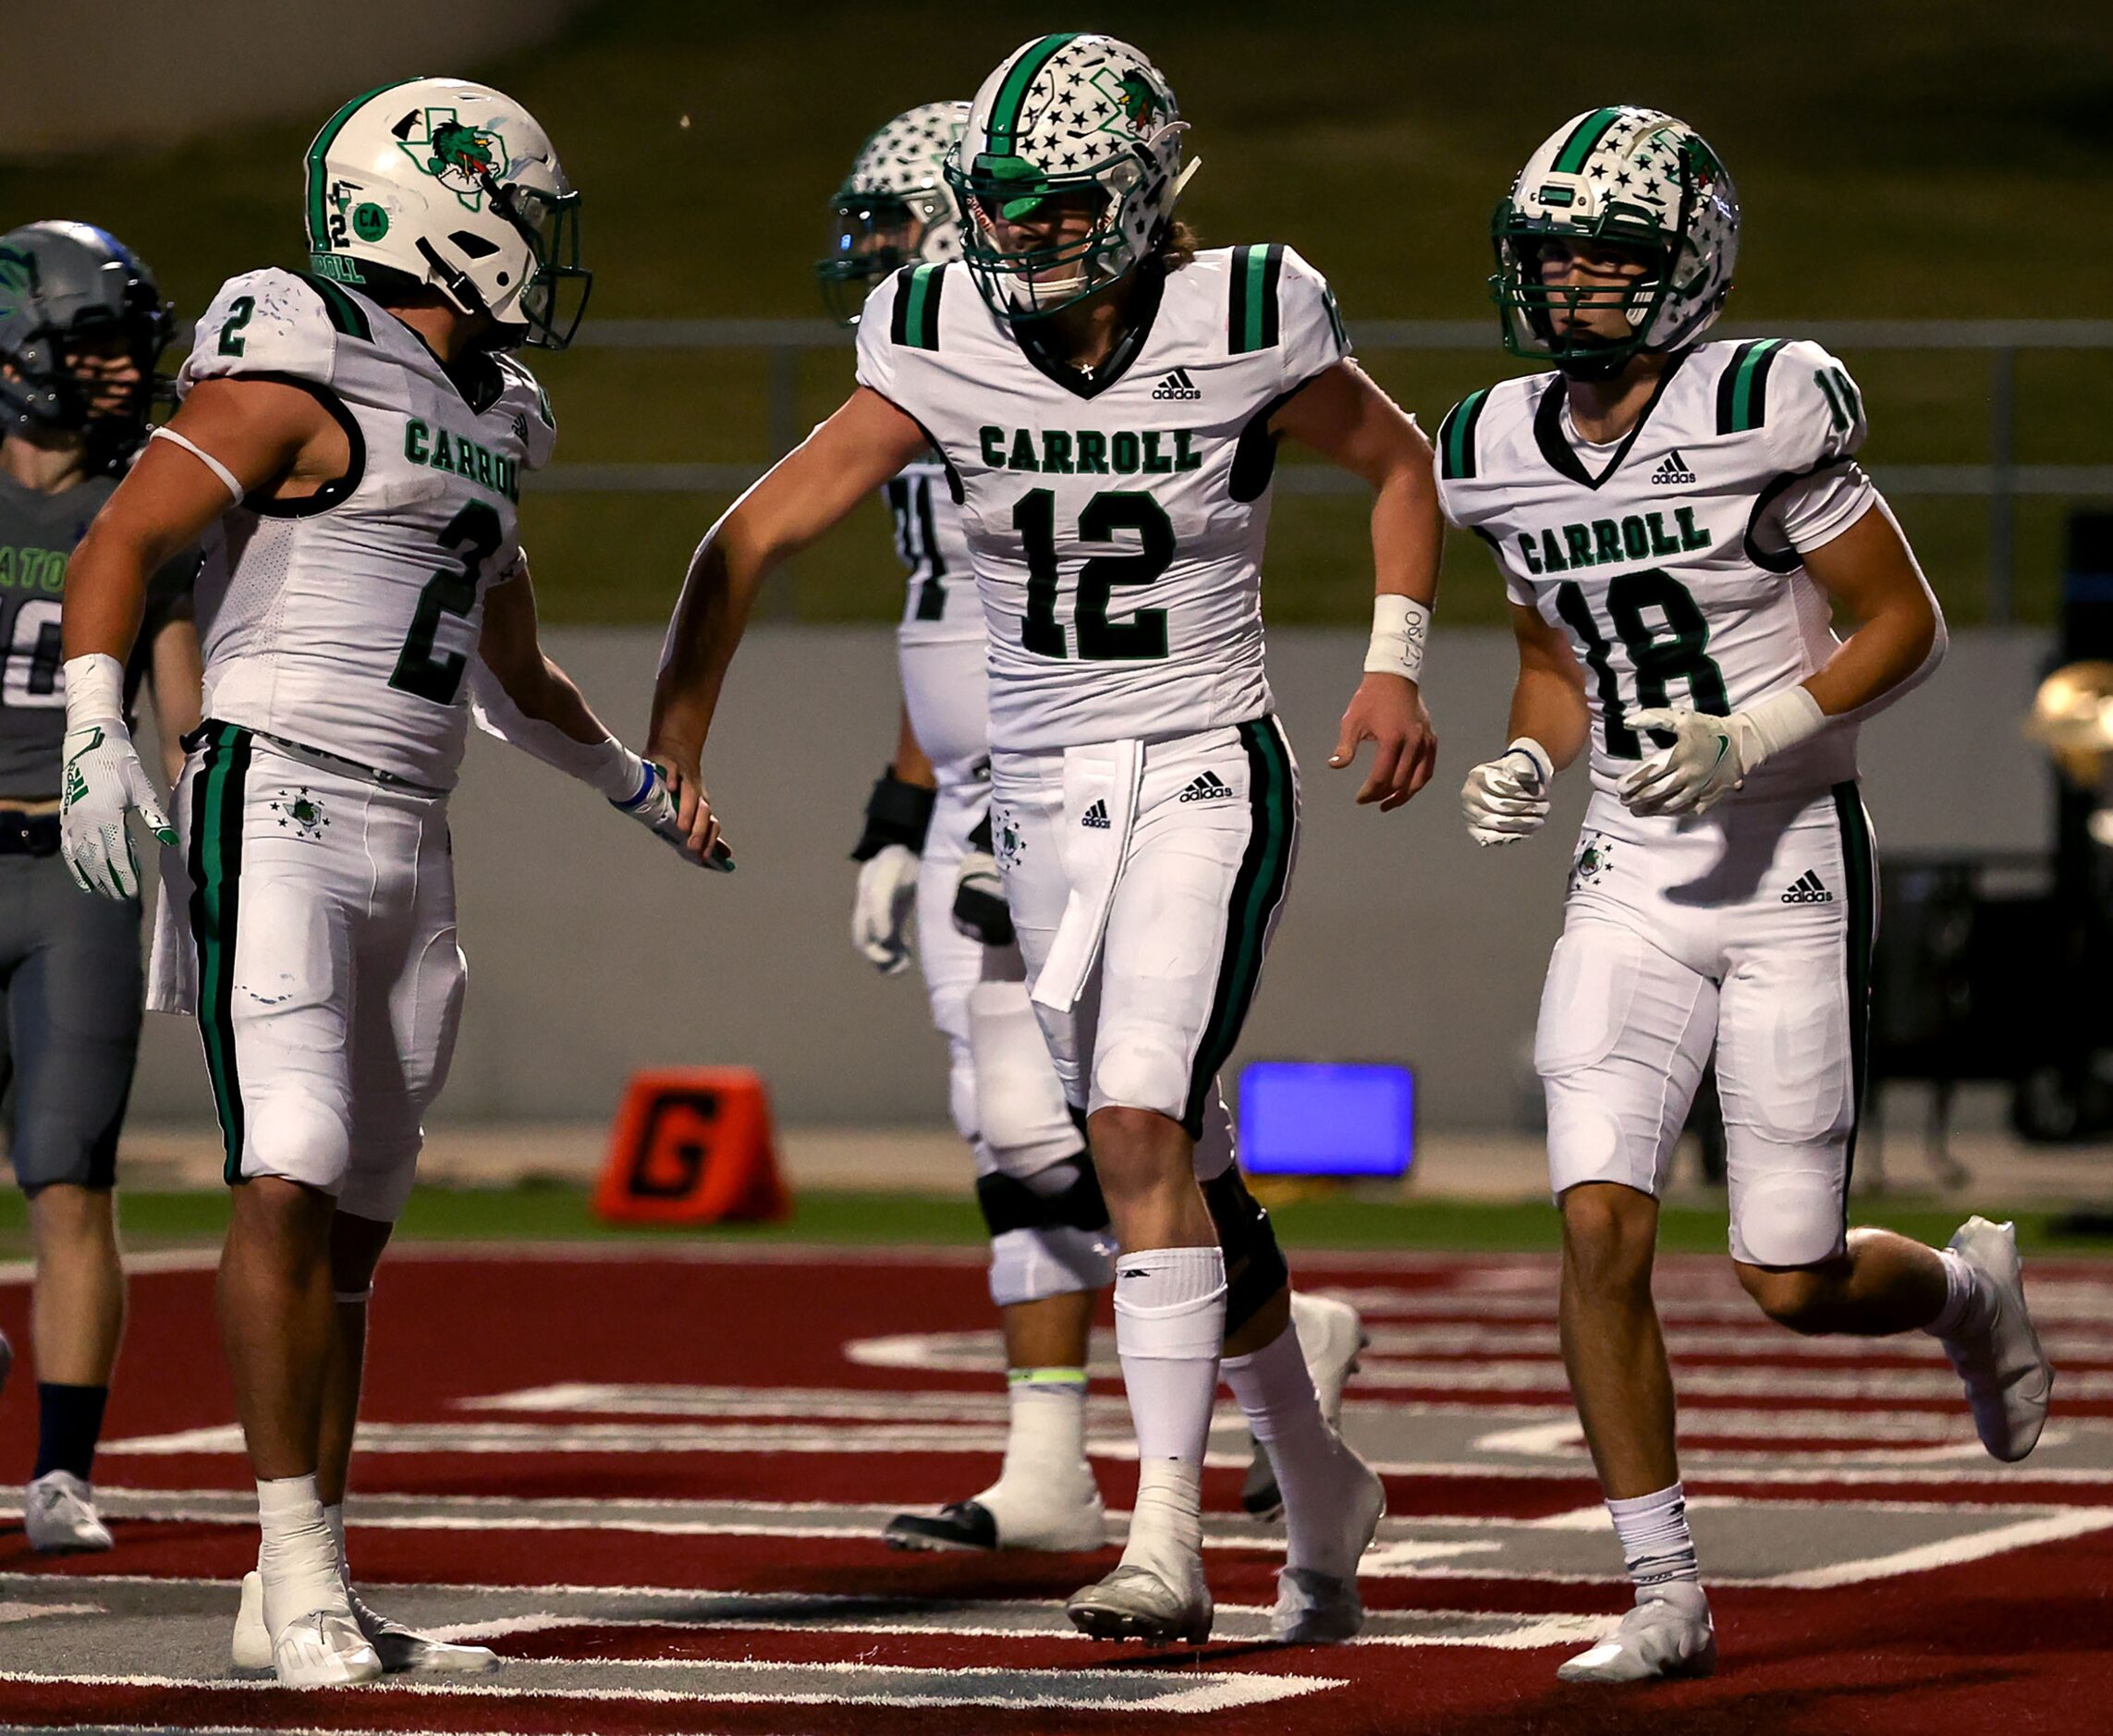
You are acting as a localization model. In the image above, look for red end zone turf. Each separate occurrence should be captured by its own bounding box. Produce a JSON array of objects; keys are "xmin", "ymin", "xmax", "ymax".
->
[{"xmin": 2, "ymin": 1244, "xmax": 2108, "ymax": 1736}]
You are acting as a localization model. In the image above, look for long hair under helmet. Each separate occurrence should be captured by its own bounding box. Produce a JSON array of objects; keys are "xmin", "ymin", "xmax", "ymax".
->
[{"xmin": 945, "ymin": 32, "xmax": 1196, "ymax": 324}]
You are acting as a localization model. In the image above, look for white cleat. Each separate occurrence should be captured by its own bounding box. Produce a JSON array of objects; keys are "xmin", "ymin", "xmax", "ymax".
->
[
  {"xmin": 1940, "ymin": 1216, "xmax": 2055, "ymax": 1463},
  {"xmin": 1558, "ymin": 1582, "xmax": 1717, "ymax": 1684},
  {"xmin": 24, "ymin": 1470, "xmax": 113, "ymax": 1554},
  {"xmin": 1270, "ymin": 1436, "xmax": 1386, "ymax": 1643},
  {"xmin": 1244, "ymin": 1292, "xmax": 1370, "ymax": 1521},
  {"xmin": 1067, "ymin": 1557, "xmax": 1213, "ymax": 1644},
  {"xmin": 270, "ymin": 1608, "xmax": 384, "ymax": 1688},
  {"xmin": 236, "ymin": 1570, "xmax": 498, "ymax": 1674}
]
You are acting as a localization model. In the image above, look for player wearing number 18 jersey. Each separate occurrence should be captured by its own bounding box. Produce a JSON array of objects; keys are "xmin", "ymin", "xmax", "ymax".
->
[
  {"xmin": 58, "ymin": 78, "xmax": 706, "ymax": 1689},
  {"xmin": 1440, "ymin": 104, "xmax": 2054, "ymax": 1683},
  {"xmin": 654, "ymin": 31, "xmax": 1441, "ymax": 1645}
]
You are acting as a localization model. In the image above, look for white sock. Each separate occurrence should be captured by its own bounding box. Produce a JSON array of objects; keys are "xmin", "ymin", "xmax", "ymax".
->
[
  {"xmin": 982, "ymin": 1368, "xmax": 1093, "ymax": 1511},
  {"xmin": 1222, "ymin": 1322, "xmax": 1347, "ymax": 1574},
  {"xmin": 1114, "ymin": 1247, "xmax": 1225, "ymax": 1575},
  {"xmin": 1606, "ymin": 1482, "xmax": 1701, "ymax": 1595},
  {"xmin": 255, "ymin": 1474, "xmax": 348, "ymax": 1634},
  {"xmin": 1924, "ymin": 1248, "xmax": 1989, "ymax": 1339}
]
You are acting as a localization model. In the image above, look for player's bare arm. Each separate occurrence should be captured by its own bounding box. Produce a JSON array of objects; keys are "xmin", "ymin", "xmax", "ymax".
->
[
  {"xmin": 62, "ymin": 378, "xmax": 340, "ymax": 663},
  {"xmin": 1792, "ymin": 500, "xmax": 1946, "ymax": 716},
  {"xmin": 1461, "ymin": 602, "xmax": 1590, "ymax": 847},
  {"xmin": 1271, "ymin": 360, "xmax": 1441, "ymax": 811},
  {"xmin": 649, "ymin": 385, "xmax": 929, "ymax": 855},
  {"xmin": 475, "ymin": 559, "xmax": 723, "ymax": 868}
]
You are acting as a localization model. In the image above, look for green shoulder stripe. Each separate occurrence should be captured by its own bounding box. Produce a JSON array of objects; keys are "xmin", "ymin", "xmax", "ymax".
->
[
  {"xmin": 1227, "ymin": 244, "xmax": 1284, "ymax": 354},
  {"xmin": 1437, "ymin": 387, "xmax": 1493, "ymax": 481},
  {"xmin": 294, "ymin": 271, "xmax": 373, "ymax": 342},
  {"xmin": 1716, "ymin": 337, "xmax": 1785, "ymax": 434},
  {"xmin": 889, "ymin": 263, "xmax": 946, "ymax": 350}
]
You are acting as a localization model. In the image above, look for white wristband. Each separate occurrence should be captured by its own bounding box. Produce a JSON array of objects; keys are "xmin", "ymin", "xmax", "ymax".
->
[
  {"xmin": 1364, "ymin": 594, "xmax": 1431, "ymax": 682},
  {"xmin": 63, "ymin": 653, "xmax": 127, "ymax": 729},
  {"xmin": 1741, "ymin": 684, "xmax": 1827, "ymax": 765}
]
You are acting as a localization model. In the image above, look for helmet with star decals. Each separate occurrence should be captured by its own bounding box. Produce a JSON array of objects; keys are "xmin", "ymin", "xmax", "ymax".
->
[
  {"xmin": 816, "ymin": 102, "xmax": 970, "ymax": 327},
  {"xmin": 945, "ymin": 32, "xmax": 1192, "ymax": 324},
  {"xmin": 1491, "ymin": 106, "xmax": 1740, "ymax": 379}
]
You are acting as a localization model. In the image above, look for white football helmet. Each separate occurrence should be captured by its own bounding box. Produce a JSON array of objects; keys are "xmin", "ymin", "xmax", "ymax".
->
[
  {"xmin": 817, "ymin": 101, "xmax": 970, "ymax": 326},
  {"xmin": 1492, "ymin": 106, "xmax": 1739, "ymax": 377},
  {"xmin": 302, "ymin": 76, "xmax": 591, "ymax": 349},
  {"xmin": 945, "ymin": 32, "xmax": 1191, "ymax": 323}
]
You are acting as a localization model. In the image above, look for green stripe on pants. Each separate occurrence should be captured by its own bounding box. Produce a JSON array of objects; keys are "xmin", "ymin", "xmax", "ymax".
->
[{"xmin": 188, "ymin": 724, "xmax": 252, "ymax": 1182}]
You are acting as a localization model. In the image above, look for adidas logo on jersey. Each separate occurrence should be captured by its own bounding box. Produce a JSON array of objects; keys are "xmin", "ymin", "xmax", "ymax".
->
[
  {"xmin": 1651, "ymin": 449, "xmax": 1698, "ymax": 486},
  {"xmin": 1151, "ymin": 366, "xmax": 1203, "ymax": 401},
  {"xmin": 1178, "ymin": 771, "xmax": 1235, "ymax": 802},
  {"xmin": 1781, "ymin": 870, "xmax": 1834, "ymax": 904},
  {"xmin": 1081, "ymin": 800, "xmax": 1111, "ymax": 829}
]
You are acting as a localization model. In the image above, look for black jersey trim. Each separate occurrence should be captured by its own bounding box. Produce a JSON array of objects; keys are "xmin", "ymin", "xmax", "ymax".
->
[
  {"xmin": 1010, "ymin": 257, "xmax": 1166, "ymax": 401},
  {"xmin": 292, "ymin": 270, "xmax": 373, "ymax": 342},
  {"xmin": 238, "ymin": 373, "xmax": 366, "ymax": 519},
  {"xmin": 1532, "ymin": 348, "xmax": 1691, "ymax": 492}
]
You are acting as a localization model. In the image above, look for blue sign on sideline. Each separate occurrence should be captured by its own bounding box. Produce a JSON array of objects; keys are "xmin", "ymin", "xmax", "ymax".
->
[{"xmin": 1236, "ymin": 1061, "xmax": 1416, "ymax": 1179}]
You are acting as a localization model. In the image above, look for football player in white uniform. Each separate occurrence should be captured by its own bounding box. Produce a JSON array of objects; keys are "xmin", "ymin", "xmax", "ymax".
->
[
  {"xmin": 654, "ymin": 33, "xmax": 1440, "ymax": 1644},
  {"xmin": 57, "ymin": 79, "xmax": 706, "ymax": 1688},
  {"xmin": 1439, "ymin": 105, "xmax": 2055, "ymax": 1682},
  {"xmin": 824, "ymin": 100, "xmax": 1118, "ymax": 1556}
]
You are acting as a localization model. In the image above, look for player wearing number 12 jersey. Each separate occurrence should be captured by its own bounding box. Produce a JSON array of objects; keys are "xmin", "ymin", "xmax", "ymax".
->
[
  {"xmin": 654, "ymin": 31, "xmax": 1441, "ymax": 1645},
  {"xmin": 58, "ymin": 78, "xmax": 707, "ymax": 1690},
  {"xmin": 1439, "ymin": 104, "xmax": 2055, "ymax": 1683}
]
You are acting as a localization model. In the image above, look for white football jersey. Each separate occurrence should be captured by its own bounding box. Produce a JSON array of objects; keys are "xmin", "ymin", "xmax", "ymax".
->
[
  {"xmin": 178, "ymin": 268, "xmax": 556, "ymax": 789},
  {"xmin": 1435, "ymin": 338, "xmax": 1876, "ymax": 802},
  {"xmin": 885, "ymin": 456, "xmax": 979, "ymax": 646},
  {"xmin": 855, "ymin": 246, "xmax": 1350, "ymax": 752}
]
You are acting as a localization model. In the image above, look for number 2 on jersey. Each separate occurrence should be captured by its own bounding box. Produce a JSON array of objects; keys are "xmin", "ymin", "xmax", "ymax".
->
[
  {"xmin": 1555, "ymin": 569, "xmax": 1730, "ymax": 758},
  {"xmin": 1015, "ymin": 487, "xmax": 1173, "ymax": 662},
  {"xmin": 389, "ymin": 501, "xmax": 502, "ymax": 705}
]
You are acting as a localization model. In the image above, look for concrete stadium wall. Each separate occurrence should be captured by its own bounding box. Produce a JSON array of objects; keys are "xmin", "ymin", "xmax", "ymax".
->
[
  {"xmin": 128, "ymin": 627, "xmax": 2056, "ymax": 1133},
  {"xmin": 2, "ymin": 3, "xmax": 590, "ymax": 155}
]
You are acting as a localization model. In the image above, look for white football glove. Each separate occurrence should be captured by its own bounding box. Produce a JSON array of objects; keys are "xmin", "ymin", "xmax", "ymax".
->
[
  {"xmin": 1461, "ymin": 738, "xmax": 1554, "ymax": 847},
  {"xmin": 59, "ymin": 654, "xmax": 175, "ymax": 901},
  {"xmin": 852, "ymin": 842, "xmax": 921, "ymax": 974},
  {"xmin": 1621, "ymin": 689, "xmax": 1826, "ymax": 818},
  {"xmin": 613, "ymin": 760, "xmax": 732, "ymax": 872}
]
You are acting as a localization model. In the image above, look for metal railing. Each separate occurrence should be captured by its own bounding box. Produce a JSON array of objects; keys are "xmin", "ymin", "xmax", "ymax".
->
[{"xmin": 549, "ymin": 317, "xmax": 2113, "ymax": 625}]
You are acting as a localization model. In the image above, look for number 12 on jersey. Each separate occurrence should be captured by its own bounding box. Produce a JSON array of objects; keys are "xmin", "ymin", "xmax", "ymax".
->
[{"xmin": 1015, "ymin": 487, "xmax": 1175, "ymax": 662}]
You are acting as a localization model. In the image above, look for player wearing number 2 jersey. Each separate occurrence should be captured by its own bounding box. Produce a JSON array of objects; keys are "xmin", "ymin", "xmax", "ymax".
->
[
  {"xmin": 1441, "ymin": 104, "xmax": 2054, "ymax": 1685},
  {"xmin": 57, "ymin": 79, "xmax": 709, "ymax": 1690},
  {"xmin": 654, "ymin": 32, "xmax": 1442, "ymax": 1646}
]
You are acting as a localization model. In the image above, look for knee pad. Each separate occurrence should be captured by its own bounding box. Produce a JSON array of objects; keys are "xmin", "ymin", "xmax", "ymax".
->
[
  {"xmin": 240, "ymin": 1092, "xmax": 352, "ymax": 1193},
  {"xmin": 1090, "ymin": 1034, "xmax": 1189, "ymax": 1125},
  {"xmin": 987, "ymin": 1224, "xmax": 1117, "ymax": 1307},
  {"xmin": 1728, "ymin": 1143, "xmax": 1848, "ymax": 1267},
  {"xmin": 968, "ymin": 980, "xmax": 1079, "ymax": 1173},
  {"xmin": 1202, "ymin": 1166, "xmax": 1289, "ymax": 1335},
  {"xmin": 977, "ymin": 1151, "xmax": 1116, "ymax": 1306}
]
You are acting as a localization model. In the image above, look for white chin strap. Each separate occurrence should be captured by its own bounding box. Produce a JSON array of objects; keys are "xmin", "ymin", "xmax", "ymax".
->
[{"xmin": 1171, "ymin": 156, "xmax": 1203, "ymax": 202}]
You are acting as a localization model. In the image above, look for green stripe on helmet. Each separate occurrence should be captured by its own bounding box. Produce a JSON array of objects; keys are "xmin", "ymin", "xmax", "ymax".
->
[
  {"xmin": 1552, "ymin": 105, "xmax": 1624, "ymax": 176},
  {"xmin": 987, "ymin": 33, "xmax": 1081, "ymax": 154},
  {"xmin": 304, "ymin": 80, "xmax": 412, "ymax": 253}
]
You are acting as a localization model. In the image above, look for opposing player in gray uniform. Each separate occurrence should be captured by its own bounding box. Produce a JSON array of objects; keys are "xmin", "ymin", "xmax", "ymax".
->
[
  {"xmin": 59, "ymin": 79, "xmax": 707, "ymax": 1687},
  {"xmin": 0, "ymin": 221, "xmax": 201, "ymax": 1554},
  {"xmin": 1441, "ymin": 105, "xmax": 2055, "ymax": 1682}
]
